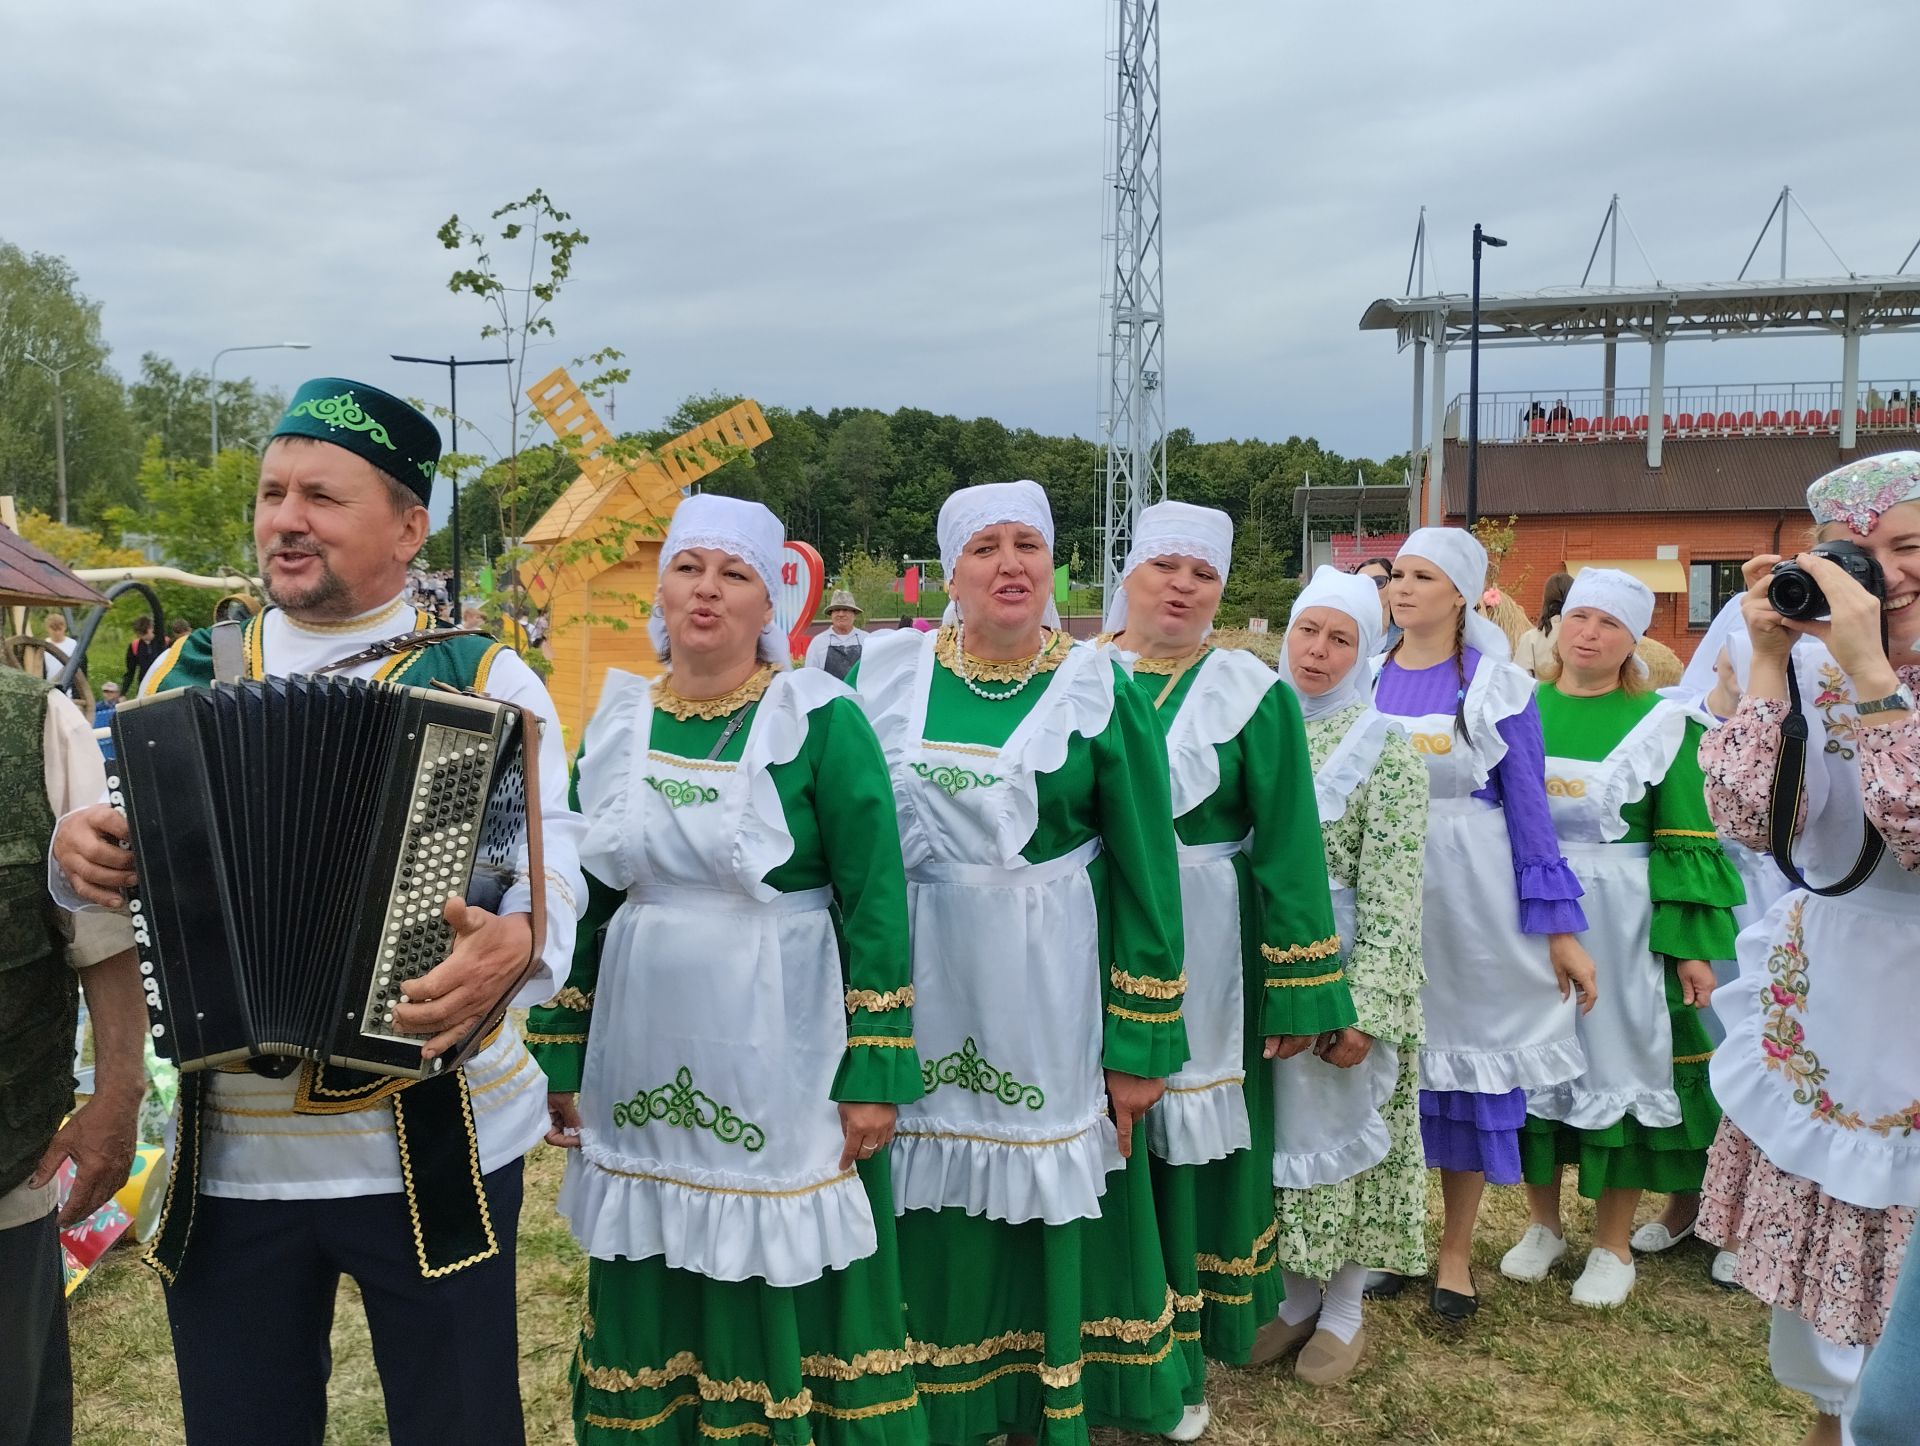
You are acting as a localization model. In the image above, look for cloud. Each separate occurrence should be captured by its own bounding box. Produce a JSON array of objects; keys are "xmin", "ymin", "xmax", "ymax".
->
[{"xmin": 7, "ymin": 0, "xmax": 1918, "ymax": 519}]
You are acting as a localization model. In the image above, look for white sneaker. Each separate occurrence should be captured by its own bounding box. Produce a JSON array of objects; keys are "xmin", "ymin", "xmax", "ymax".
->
[
  {"xmin": 1499, "ymin": 1224, "xmax": 1568, "ymax": 1282},
  {"xmin": 1629, "ymin": 1218, "xmax": 1696, "ymax": 1254},
  {"xmin": 1709, "ymin": 1249, "xmax": 1742, "ymax": 1290},
  {"xmin": 1570, "ymin": 1248, "xmax": 1636, "ymax": 1308},
  {"xmin": 1164, "ymin": 1401, "xmax": 1211, "ymax": 1442}
]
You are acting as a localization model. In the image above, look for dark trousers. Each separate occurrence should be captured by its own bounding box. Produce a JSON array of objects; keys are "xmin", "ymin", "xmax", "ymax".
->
[
  {"xmin": 0, "ymin": 1207, "xmax": 71, "ymax": 1446},
  {"xmin": 162, "ymin": 1162, "xmax": 526, "ymax": 1446}
]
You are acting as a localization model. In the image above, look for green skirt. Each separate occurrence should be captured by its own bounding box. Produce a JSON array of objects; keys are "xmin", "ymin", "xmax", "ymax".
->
[
  {"xmin": 895, "ymin": 1123, "xmax": 1190, "ymax": 1446},
  {"xmin": 1520, "ymin": 968, "xmax": 1723, "ymax": 1198},
  {"xmin": 572, "ymin": 1155, "xmax": 926, "ymax": 1446}
]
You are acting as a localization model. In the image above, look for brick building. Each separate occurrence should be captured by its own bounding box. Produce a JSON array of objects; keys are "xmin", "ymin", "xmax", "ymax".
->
[{"xmin": 1361, "ymin": 256, "xmax": 1920, "ymax": 663}]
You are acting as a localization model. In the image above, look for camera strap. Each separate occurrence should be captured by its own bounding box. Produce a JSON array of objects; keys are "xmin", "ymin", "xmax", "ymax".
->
[{"xmin": 1767, "ymin": 660, "xmax": 1885, "ymax": 895}]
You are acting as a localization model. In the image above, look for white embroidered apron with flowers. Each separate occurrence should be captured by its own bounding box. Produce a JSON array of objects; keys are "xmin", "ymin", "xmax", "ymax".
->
[
  {"xmin": 561, "ymin": 671, "xmax": 871, "ymax": 1287},
  {"xmin": 864, "ymin": 636, "xmax": 1125, "ymax": 1226}
]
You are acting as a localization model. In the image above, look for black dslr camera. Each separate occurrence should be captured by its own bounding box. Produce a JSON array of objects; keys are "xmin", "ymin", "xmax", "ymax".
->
[{"xmin": 1767, "ymin": 539, "xmax": 1886, "ymax": 621}]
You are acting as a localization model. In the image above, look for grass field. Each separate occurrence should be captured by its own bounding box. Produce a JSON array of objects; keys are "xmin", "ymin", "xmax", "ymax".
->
[{"xmin": 67, "ymin": 1145, "xmax": 1806, "ymax": 1445}]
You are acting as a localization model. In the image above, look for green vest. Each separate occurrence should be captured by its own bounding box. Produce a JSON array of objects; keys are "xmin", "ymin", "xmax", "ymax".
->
[
  {"xmin": 0, "ymin": 667, "xmax": 78, "ymax": 1197},
  {"xmin": 148, "ymin": 610, "xmax": 506, "ymax": 698}
]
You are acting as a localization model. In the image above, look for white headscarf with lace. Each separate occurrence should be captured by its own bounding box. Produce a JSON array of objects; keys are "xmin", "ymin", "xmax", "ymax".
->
[
  {"xmin": 648, "ymin": 493, "xmax": 792, "ymax": 669},
  {"xmin": 1102, "ymin": 500, "xmax": 1234, "ymax": 634},
  {"xmin": 937, "ymin": 479, "xmax": 1061, "ymax": 627}
]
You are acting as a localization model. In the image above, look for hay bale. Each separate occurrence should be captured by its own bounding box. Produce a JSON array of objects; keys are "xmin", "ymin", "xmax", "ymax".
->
[{"xmin": 1636, "ymin": 635, "xmax": 1683, "ymax": 688}]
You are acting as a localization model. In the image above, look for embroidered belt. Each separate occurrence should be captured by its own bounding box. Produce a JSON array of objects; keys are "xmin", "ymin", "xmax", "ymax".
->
[
  {"xmin": 1559, "ymin": 841, "xmax": 1651, "ymax": 859},
  {"xmin": 908, "ymin": 837, "xmax": 1101, "ymax": 890},
  {"xmin": 1175, "ymin": 837, "xmax": 1244, "ymax": 868},
  {"xmin": 147, "ymin": 1064, "xmax": 500, "ymax": 1285},
  {"xmin": 625, "ymin": 883, "xmax": 833, "ymax": 915}
]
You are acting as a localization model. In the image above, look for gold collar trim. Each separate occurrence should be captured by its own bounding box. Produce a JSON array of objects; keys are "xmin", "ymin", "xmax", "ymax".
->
[
  {"xmin": 1128, "ymin": 642, "xmax": 1212, "ymax": 676},
  {"xmin": 933, "ymin": 625, "xmax": 1068, "ymax": 683},
  {"xmin": 281, "ymin": 595, "xmax": 410, "ymax": 636},
  {"xmin": 652, "ymin": 665, "xmax": 775, "ymax": 722}
]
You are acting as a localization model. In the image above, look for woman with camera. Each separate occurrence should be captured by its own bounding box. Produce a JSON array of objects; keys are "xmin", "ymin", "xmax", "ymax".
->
[{"xmin": 1696, "ymin": 453, "xmax": 1920, "ymax": 1446}]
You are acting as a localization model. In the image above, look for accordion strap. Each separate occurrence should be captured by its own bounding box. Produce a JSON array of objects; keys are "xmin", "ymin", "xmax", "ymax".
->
[{"xmin": 316, "ymin": 626, "xmax": 493, "ymax": 675}]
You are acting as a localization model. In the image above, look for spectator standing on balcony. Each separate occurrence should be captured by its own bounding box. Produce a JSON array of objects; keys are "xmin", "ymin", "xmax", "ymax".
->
[
  {"xmin": 1515, "ymin": 572, "xmax": 1575, "ymax": 678},
  {"xmin": 1548, "ymin": 400, "xmax": 1572, "ymax": 427},
  {"xmin": 1524, "ymin": 401, "xmax": 1547, "ymax": 426}
]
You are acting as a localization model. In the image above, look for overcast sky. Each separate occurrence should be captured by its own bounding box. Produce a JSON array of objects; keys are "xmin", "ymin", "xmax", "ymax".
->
[{"xmin": 9, "ymin": 0, "xmax": 1920, "ymax": 522}]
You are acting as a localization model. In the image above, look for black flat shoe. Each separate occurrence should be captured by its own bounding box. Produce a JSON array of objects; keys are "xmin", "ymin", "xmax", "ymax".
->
[
  {"xmin": 1429, "ymin": 1281, "xmax": 1479, "ymax": 1322},
  {"xmin": 1363, "ymin": 1271, "xmax": 1416, "ymax": 1301}
]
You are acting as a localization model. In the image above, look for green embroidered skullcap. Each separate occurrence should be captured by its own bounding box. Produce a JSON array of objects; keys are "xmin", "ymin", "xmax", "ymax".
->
[{"xmin": 271, "ymin": 378, "xmax": 442, "ymax": 502}]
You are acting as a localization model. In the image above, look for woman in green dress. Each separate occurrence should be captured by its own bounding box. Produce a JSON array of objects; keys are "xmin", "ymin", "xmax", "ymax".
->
[
  {"xmin": 528, "ymin": 494, "xmax": 928, "ymax": 1446},
  {"xmin": 1505, "ymin": 567, "xmax": 1743, "ymax": 1307},
  {"xmin": 1095, "ymin": 506, "xmax": 1356, "ymax": 1425},
  {"xmin": 1266, "ymin": 566, "xmax": 1430, "ymax": 1384},
  {"xmin": 851, "ymin": 479, "xmax": 1190, "ymax": 1446}
]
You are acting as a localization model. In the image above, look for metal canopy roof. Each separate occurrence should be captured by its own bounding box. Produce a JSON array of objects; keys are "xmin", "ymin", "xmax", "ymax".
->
[
  {"xmin": 1291, "ymin": 480, "xmax": 1411, "ymax": 518},
  {"xmin": 1359, "ymin": 275, "xmax": 1920, "ymax": 351}
]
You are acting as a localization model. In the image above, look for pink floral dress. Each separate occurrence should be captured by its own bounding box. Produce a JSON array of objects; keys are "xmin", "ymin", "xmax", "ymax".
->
[{"xmin": 1696, "ymin": 658, "xmax": 1920, "ymax": 1347}]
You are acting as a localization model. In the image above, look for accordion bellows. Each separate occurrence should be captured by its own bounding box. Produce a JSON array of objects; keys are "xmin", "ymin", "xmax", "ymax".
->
[{"xmin": 109, "ymin": 676, "xmax": 533, "ymax": 1079}]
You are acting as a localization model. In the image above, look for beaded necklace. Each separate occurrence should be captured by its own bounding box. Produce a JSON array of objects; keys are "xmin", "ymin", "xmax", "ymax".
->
[{"xmin": 943, "ymin": 622, "xmax": 1057, "ymax": 702}]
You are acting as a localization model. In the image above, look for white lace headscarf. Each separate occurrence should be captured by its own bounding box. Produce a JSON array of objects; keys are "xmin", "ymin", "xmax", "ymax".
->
[
  {"xmin": 648, "ymin": 493, "xmax": 792, "ymax": 669},
  {"xmin": 1278, "ymin": 566, "xmax": 1384, "ymax": 720},
  {"xmin": 937, "ymin": 479, "xmax": 1061, "ymax": 627},
  {"xmin": 1102, "ymin": 500, "xmax": 1233, "ymax": 634},
  {"xmin": 1563, "ymin": 566, "xmax": 1654, "ymax": 677},
  {"xmin": 1395, "ymin": 527, "xmax": 1511, "ymax": 662}
]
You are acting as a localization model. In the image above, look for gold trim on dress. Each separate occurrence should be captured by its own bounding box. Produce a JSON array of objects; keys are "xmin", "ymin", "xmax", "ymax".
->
[
  {"xmin": 846, "ymin": 1035, "xmax": 916, "ymax": 1049},
  {"xmin": 1261, "ymin": 935, "xmax": 1341, "ymax": 965},
  {"xmin": 646, "ymin": 750, "xmax": 738, "ymax": 775},
  {"xmin": 1197, "ymin": 1222, "xmax": 1278, "ymax": 1278},
  {"xmin": 1106, "ymin": 1002, "xmax": 1181, "ymax": 1025},
  {"xmin": 810, "ymin": 1394, "xmax": 922, "ymax": 1422},
  {"xmin": 586, "ymin": 1156, "xmax": 858, "ymax": 1199},
  {"xmin": 1109, "ymin": 966, "xmax": 1186, "ymax": 1001},
  {"xmin": 1654, "ymin": 828, "xmax": 1720, "ymax": 839},
  {"xmin": 1201, "ymin": 1287, "xmax": 1253, "ymax": 1306},
  {"xmin": 894, "ymin": 1124, "xmax": 1094, "ymax": 1149},
  {"xmin": 1265, "ymin": 969, "xmax": 1344, "ymax": 990},
  {"xmin": 921, "ymin": 739, "xmax": 1002, "ymax": 760},
  {"xmin": 1165, "ymin": 1075, "xmax": 1244, "ymax": 1096},
  {"xmin": 1672, "ymin": 1050, "xmax": 1714, "ymax": 1066},
  {"xmin": 544, "ymin": 987, "xmax": 595, "ymax": 1012},
  {"xmin": 933, "ymin": 625, "xmax": 1068, "ymax": 682},
  {"xmin": 582, "ymin": 1394, "xmax": 702, "ymax": 1434},
  {"xmin": 845, "ymin": 986, "xmax": 914, "ymax": 1013},
  {"xmin": 651, "ymin": 666, "xmax": 775, "ymax": 722},
  {"xmin": 524, "ymin": 1031, "xmax": 588, "ymax": 1046}
]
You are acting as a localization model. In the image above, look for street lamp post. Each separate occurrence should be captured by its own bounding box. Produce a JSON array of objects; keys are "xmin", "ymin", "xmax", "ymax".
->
[
  {"xmin": 22, "ymin": 351, "xmax": 76, "ymax": 523},
  {"xmin": 390, "ymin": 354, "xmax": 510, "ymax": 611},
  {"xmin": 210, "ymin": 342, "xmax": 310, "ymax": 459},
  {"xmin": 1466, "ymin": 223, "xmax": 1507, "ymax": 530}
]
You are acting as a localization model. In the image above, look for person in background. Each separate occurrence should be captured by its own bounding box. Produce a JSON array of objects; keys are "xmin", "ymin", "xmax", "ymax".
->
[
  {"xmin": 1515, "ymin": 572, "xmax": 1574, "ymax": 679},
  {"xmin": 1353, "ymin": 558, "xmax": 1394, "ymax": 632},
  {"xmin": 38, "ymin": 614, "xmax": 73, "ymax": 687},
  {"xmin": 92, "ymin": 681, "xmax": 120, "ymax": 762},
  {"xmin": 167, "ymin": 618, "xmax": 191, "ymax": 645},
  {"xmin": 1, "ymin": 663, "xmax": 144, "ymax": 1446},
  {"xmin": 803, "ymin": 590, "xmax": 869, "ymax": 679},
  {"xmin": 122, "ymin": 617, "xmax": 162, "ymax": 693}
]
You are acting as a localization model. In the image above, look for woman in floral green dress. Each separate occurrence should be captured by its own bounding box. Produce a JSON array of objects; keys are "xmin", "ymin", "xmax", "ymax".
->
[{"xmin": 1263, "ymin": 566, "xmax": 1429, "ymax": 1385}]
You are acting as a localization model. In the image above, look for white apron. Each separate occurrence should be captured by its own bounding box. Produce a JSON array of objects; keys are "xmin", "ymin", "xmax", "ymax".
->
[
  {"xmin": 1399, "ymin": 666, "xmax": 1583, "ymax": 1095},
  {"xmin": 1271, "ymin": 881, "xmax": 1399, "ymax": 1188},
  {"xmin": 1133, "ymin": 646, "xmax": 1281, "ymax": 1167},
  {"xmin": 1146, "ymin": 839, "xmax": 1250, "ymax": 1165},
  {"xmin": 560, "ymin": 670, "xmax": 874, "ymax": 1287},
  {"xmin": 862, "ymin": 634, "xmax": 1124, "ymax": 1226},
  {"xmin": 1527, "ymin": 704, "xmax": 1691, "ymax": 1131},
  {"xmin": 1710, "ymin": 647, "xmax": 1920, "ymax": 1210}
]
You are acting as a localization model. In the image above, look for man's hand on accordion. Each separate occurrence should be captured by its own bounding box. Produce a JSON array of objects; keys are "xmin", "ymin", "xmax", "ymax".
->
[
  {"xmin": 53, "ymin": 803, "xmax": 139, "ymax": 909},
  {"xmin": 390, "ymin": 896, "xmax": 537, "ymax": 1061}
]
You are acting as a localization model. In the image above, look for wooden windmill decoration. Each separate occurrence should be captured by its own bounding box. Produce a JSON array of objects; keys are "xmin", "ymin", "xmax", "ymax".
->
[{"xmin": 520, "ymin": 367, "xmax": 770, "ymax": 740}]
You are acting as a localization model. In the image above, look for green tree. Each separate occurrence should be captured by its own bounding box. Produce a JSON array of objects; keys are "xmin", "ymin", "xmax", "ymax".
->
[
  {"xmin": 0, "ymin": 240, "xmax": 137, "ymax": 522},
  {"xmin": 126, "ymin": 353, "xmax": 285, "ymax": 467},
  {"xmin": 110, "ymin": 438, "xmax": 258, "ymax": 576},
  {"xmin": 824, "ymin": 411, "xmax": 898, "ymax": 554}
]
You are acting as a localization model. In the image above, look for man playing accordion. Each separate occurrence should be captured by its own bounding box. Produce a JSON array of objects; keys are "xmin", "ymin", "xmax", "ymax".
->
[{"xmin": 50, "ymin": 379, "xmax": 586, "ymax": 1446}]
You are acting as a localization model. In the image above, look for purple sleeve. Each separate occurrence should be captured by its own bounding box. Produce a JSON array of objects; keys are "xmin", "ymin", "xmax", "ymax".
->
[{"xmin": 1487, "ymin": 697, "xmax": 1588, "ymax": 935}]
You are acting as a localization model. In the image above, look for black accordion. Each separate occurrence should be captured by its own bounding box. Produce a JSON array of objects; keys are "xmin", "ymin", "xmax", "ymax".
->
[{"xmin": 109, "ymin": 675, "xmax": 539, "ymax": 1079}]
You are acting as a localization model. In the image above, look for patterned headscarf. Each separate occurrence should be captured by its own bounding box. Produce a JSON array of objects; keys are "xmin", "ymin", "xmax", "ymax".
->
[{"xmin": 1807, "ymin": 450, "xmax": 1920, "ymax": 537}]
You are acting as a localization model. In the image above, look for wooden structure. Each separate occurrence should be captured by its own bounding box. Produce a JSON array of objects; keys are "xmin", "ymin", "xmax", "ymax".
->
[{"xmin": 520, "ymin": 369, "xmax": 771, "ymax": 740}]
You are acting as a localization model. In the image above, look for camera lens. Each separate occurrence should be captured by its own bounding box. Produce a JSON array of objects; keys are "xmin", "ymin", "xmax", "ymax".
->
[{"xmin": 1767, "ymin": 565, "xmax": 1823, "ymax": 620}]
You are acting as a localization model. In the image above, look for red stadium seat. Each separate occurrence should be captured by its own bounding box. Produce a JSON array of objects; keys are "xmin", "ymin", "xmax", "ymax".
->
[
  {"xmin": 1895, "ymin": 407, "xmax": 1910, "ymax": 426},
  {"xmin": 1610, "ymin": 415, "xmax": 1632, "ymax": 434},
  {"xmin": 1571, "ymin": 415, "xmax": 1590, "ymax": 434},
  {"xmin": 1675, "ymin": 411, "xmax": 1695, "ymax": 432},
  {"xmin": 1760, "ymin": 410, "xmax": 1780, "ymax": 430},
  {"xmin": 1634, "ymin": 413, "xmax": 1651, "ymax": 433},
  {"xmin": 1738, "ymin": 410, "xmax": 1757, "ymax": 430},
  {"xmin": 1858, "ymin": 408, "xmax": 1870, "ymax": 427},
  {"xmin": 1782, "ymin": 408, "xmax": 1803, "ymax": 431},
  {"xmin": 1696, "ymin": 412, "xmax": 1719, "ymax": 432},
  {"xmin": 1871, "ymin": 408, "xmax": 1889, "ymax": 428},
  {"xmin": 1529, "ymin": 417, "xmax": 1548, "ymax": 436},
  {"xmin": 1825, "ymin": 409, "xmax": 1841, "ymax": 429},
  {"xmin": 1716, "ymin": 411, "xmax": 1738, "ymax": 430}
]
